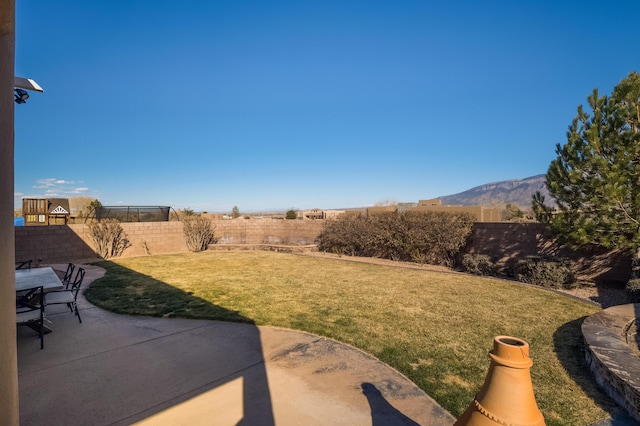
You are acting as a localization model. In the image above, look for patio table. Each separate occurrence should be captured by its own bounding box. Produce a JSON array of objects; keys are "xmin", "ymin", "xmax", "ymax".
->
[
  {"xmin": 16, "ymin": 267, "xmax": 63, "ymax": 293},
  {"xmin": 16, "ymin": 267, "xmax": 64, "ymax": 334}
]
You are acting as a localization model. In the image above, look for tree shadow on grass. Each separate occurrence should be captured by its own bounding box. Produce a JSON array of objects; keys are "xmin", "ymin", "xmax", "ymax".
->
[
  {"xmin": 552, "ymin": 316, "xmax": 626, "ymax": 420},
  {"xmin": 83, "ymin": 260, "xmax": 275, "ymax": 425}
]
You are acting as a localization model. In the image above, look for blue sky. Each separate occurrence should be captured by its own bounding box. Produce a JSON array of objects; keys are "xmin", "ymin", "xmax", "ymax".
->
[{"xmin": 13, "ymin": 1, "xmax": 640, "ymax": 212}]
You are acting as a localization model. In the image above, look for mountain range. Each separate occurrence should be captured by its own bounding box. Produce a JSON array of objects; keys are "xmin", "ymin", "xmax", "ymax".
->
[{"xmin": 438, "ymin": 174, "xmax": 551, "ymax": 210}]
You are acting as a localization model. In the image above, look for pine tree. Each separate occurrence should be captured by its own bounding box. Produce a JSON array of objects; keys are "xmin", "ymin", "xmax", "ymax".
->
[{"xmin": 533, "ymin": 72, "xmax": 640, "ymax": 278}]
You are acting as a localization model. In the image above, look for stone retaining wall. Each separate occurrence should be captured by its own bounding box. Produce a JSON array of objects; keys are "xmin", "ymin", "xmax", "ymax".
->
[{"xmin": 582, "ymin": 304, "xmax": 640, "ymax": 422}]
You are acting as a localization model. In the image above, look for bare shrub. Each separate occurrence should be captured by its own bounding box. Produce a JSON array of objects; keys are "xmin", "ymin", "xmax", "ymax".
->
[
  {"xmin": 87, "ymin": 219, "xmax": 131, "ymax": 259},
  {"xmin": 183, "ymin": 216, "xmax": 217, "ymax": 252}
]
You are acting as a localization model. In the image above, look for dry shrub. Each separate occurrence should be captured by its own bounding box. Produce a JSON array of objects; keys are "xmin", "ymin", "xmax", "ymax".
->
[
  {"xmin": 183, "ymin": 216, "xmax": 217, "ymax": 252},
  {"xmin": 87, "ymin": 219, "xmax": 131, "ymax": 259}
]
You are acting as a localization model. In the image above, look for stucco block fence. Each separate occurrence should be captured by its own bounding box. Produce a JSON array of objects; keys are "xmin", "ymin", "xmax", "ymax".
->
[
  {"xmin": 15, "ymin": 220, "xmax": 631, "ymax": 284},
  {"xmin": 467, "ymin": 223, "xmax": 631, "ymax": 284},
  {"xmin": 14, "ymin": 219, "xmax": 325, "ymax": 264}
]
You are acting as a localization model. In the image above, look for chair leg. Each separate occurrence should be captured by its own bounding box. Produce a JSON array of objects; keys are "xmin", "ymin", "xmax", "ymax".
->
[{"xmin": 75, "ymin": 304, "xmax": 82, "ymax": 324}]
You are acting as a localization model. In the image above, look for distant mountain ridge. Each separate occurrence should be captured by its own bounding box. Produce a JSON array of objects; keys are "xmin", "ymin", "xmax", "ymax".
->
[{"xmin": 438, "ymin": 175, "xmax": 551, "ymax": 209}]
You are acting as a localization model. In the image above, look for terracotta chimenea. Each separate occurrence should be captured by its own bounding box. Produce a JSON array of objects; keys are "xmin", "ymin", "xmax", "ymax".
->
[{"xmin": 455, "ymin": 336, "xmax": 545, "ymax": 426}]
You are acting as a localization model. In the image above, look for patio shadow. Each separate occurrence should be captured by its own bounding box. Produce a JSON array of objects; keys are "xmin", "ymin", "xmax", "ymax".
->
[
  {"xmin": 88, "ymin": 261, "xmax": 276, "ymax": 425},
  {"xmin": 19, "ymin": 261, "xmax": 275, "ymax": 426}
]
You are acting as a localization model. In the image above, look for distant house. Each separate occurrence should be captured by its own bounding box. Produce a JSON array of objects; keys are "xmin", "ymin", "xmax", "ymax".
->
[
  {"xmin": 417, "ymin": 199, "xmax": 442, "ymax": 207},
  {"xmin": 301, "ymin": 208, "xmax": 346, "ymax": 220},
  {"xmin": 22, "ymin": 198, "xmax": 71, "ymax": 226},
  {"xmin": 323, "ymin": 210, "xmax": 346, "ymax": 219},
  {"xmin": 413, "ymin": 199, "xmax": 502, "ymax": 222},
  {"xmin": 303, "ymin": 208, "xmax": 325, "ymax": 220},
  {"xmin": 366, "ymin": 205, "xmax": 398, "ymax": 215}
]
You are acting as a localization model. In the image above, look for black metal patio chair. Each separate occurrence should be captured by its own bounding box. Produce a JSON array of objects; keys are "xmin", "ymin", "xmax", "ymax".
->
[
  {"xmin": 45, "ymin": 267, "xmax": 85, "ymax": 323},
  {"xmin": 16, "ymin": 286, "xmax": 45, "ymax": 349},
  {"xmin": 60, "ymin": 262, "xmax": 75, "ymax": 289},
  {"xmin": 15, "ymin": 260, "xmax": 32, "ymax": 270}
]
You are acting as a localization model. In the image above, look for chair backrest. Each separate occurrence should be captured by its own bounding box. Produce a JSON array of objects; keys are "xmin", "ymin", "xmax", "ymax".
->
[
  {"xmin": 15, "ymin": 260, "xmax": 32, "ymax": 270},
  {"xmin": 70, "ymin": 268, "xmax": 86, "ymax": 299},
  {"xmin": 63, "ymin": 263, "xmax": 76, "ymax": 287},
  {"xmin": 16, "ymin": 285, "xmax": 44, "ymax": 316}
]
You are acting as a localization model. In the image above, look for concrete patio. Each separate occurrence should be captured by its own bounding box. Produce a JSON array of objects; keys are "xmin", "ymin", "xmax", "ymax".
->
[{"xmin": 17, "ymin": 264, "xmax": 455, "ymax": 425}]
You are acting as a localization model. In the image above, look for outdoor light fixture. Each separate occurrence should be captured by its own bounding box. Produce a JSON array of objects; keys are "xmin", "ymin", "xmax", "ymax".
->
[
  {"xmin": 13, "ymin": 76, "xmax": 44, "ymax": 104},
  {"xmin": 14, "ymin": 88, "xmax": 29, "ymax": 104}
]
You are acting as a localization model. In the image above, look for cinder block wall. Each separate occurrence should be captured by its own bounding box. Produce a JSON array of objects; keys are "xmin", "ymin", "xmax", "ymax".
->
[
  {"xmin": 214, "ymin": 219, "xmax": 324, "ymax": 245},
  {"xmin": 14, "ymin": 219, "xmax": 631, "ymax": 283},
  {"xmin": 14, "ymin": 222, "xmax": 190, "ymax": 263},
  {"xmin": 120, "ymin": 222, "xmax": 188, "ymax": 257},
  {"xmin": 14, "ymin": 219, "xmax": 325, "ymax": 263},
  {"xmin": 467, "ymin": 222, "xmax": 547, "ymax": 262},
  {"xmin": 15, "ymin": 224, "xmax": 96, "ymax": 263},
  {"xmin": 467, "ymin": 222, "xmax": 632, "ymax": 283}
]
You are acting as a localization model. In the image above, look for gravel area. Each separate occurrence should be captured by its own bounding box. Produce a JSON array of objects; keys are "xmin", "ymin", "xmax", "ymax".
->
[{"xmin": 556, "ymin": 283, "xmax": 630, "ymax": 308}]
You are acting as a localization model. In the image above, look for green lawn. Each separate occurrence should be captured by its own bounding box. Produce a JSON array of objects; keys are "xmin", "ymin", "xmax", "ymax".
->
[{"xmin": 84, "ymin": 251, "xmax": 618, "ymax": 425}]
